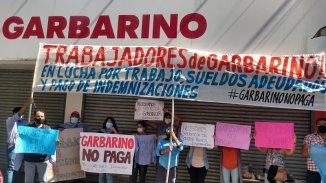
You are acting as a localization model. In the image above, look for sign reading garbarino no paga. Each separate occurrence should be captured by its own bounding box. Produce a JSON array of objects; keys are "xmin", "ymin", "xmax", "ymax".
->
[
  {"xmin": 134, "ymin": 99, "xmax": 164, "ymax": 120},
  {"xmin": 215, "ymin": 122, "xmax": 251, "ymax": 150},
  {"xmin": 47, "ymin": 128, "xmax": 85, "ymax": 182},
  {"xmin": 255, "ymin": 122, "xmax": 294, "ymax": 150},
  {"xmin": 80, "ymin": 132, "xmax": 135, "ymax": 175},
  {"xmin": 33, "ymin": 43, "xmax": 326, "ymax": 111},
  {"xmin": 180, "ymin": 122, "xmax": 215, "ymax": 148},
  {"xmin": 15, "ymin": 126, "xmax": 58, "ymax": 155}
]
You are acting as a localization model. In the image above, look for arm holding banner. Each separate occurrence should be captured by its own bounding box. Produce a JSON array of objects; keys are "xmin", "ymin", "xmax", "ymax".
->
[
  {"xmin": 284, "ymin": 134, "xmax": 296, "ymax": 156},
  {"xmin": 302, "ymin": 144, "xmax": 310, "ymax": 158},
  {"xmin": 160, "ymin": 145, "xmax": 173, "ymax": 155},
  {"xmin": 171, "ymin": 131, "xmax": 182, "ymax": 148},
  {"xmin": 18, "ymin": 98, "xmax": 34, "ymax": 117},
  {"xmin": 302, "ymin": 135, "xmax": 311, "ymax": 158}
]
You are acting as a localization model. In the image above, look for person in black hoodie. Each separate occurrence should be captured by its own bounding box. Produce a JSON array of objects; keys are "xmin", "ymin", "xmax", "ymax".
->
[{"xmin": 24, "ymin": 109, "xmax": 55, "ymax": 183}]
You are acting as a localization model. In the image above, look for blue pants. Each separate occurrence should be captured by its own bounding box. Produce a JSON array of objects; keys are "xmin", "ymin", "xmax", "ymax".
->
[
  {"xmin": 222, "ymin": 167, "xmax": 239, "ymax": 183},
  {"xmin": 99, "ymin": 173, "xmax": 113, "ymax": 183},
  {"xmin": 6, "ymin": 146, "xmax": 15, "ymax": 183}
]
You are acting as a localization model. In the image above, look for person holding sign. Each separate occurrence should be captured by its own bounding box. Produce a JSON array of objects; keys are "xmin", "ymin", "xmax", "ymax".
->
[
  {"xmin": 155, "ymin": 127, "xmax": 183, "ymax": 183},
  {"xmin": 130, "ymin": 120, "xmax": 156, "ymax": 183},
  {"xmin": 57, "ymin": 111, "xmax": 92, "ymax": 132},
  {"xmin": 220, "ymin": 147, "xmax": 243, "ymax": 183},
  {"xmin": 97, "ymin": 117, "xmax": 119, "ymax": 183},
  {"xmin": 23, "ymin": 109, "xmax": 56, "ymax": 183},
  {"xmin": 6, "ymin": 99, "xmax": 33, "ymax": 183},
  {"xmin": 257, "ymin": 135, "xmax": 296, "ymax": 183},
  {"xmin": 302, "ymin": 118, "xmax": 326, "ymax": 183},
  {"xmin": 185, "ymin": 147, "xmax": 209, "ymax": 183},
  {"xmin": 147, "ymin": 108, "xmax": 181, "ymax": 140}
]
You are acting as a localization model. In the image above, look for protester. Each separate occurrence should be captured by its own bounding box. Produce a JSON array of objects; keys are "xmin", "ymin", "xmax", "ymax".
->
[
  {"xmin": 24, "ymin": 109, "xmax": 56, "ymax": 183},
  {"xmin": 257, "ymin": 135, "xmax": 296, "ymax": 183},
  {"xmin": 186, "ymin": 146, "xmax": 209, "ymax": 183},
  {"xmin": 302, "ymin": 117, "xmax": 326, "ymax": 183},
  {"xmin": 56, "ymin": 111, "xmax": 91, "ymax": 183},
  {"xmin": 98, "ymin": 117, "xmax": 119, "ymax": 183},
  {"xmin": 57, "ymin": 111, "xmax": 92, "ymax": 132},
  {"xmin": 155, "ymin": 127, "xmax": 183, "ymax": 183},
  {"xmin": 220, "ymin": 147, "xmax": 243, "ymax": 183},
  {"xmin": 130, "ymin": 120, "xmax": 156, "ymax": 183},
  {"xmin": 6, "ymin": 99, "xmax": 33, "ymax": 183},
  {"xmin": 147, "ymin": 108, "xmax": 181, "ymax": 140}
]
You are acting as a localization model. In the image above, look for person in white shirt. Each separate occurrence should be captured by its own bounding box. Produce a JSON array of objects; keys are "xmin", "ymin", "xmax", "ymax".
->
[{"xmin": 6, "ymin": 99, "xmax": 33, "ymax": 183}]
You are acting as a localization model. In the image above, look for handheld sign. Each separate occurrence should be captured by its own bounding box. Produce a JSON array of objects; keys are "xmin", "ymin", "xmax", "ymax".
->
[
  {"xmin": 255, "ymin": 122, "xmax": 294, "ymax": 149},
  {"xmin": 80, "ymin": 132, "xmax": 135, "ymax": 175},
  {"xmin": 47, "ymin": 128, "xmax": 85, "ymax": 182},
  {"xmin": 134, "ymin": 99, "xmax": 164, "ymax": 121},
  {"xmin": 15, "ymin": 126, "xmax": 58, "ymax": 155},
  {"xmin": 180, "ymin": 122, "xmax": 215, "ymax": 148},
  {"xmin": 215, "ymin": 122, "xmax": 251, "ymax": 150}
]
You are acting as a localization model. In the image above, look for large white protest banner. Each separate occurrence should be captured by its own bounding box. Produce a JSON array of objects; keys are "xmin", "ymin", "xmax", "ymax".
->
[
  {"xmin": 47, "ymin": 128, "xmax": 85, "ymax": 182},
  {"xmin": 134, "ymin": 99, "xmax": 164, "ymax": 120},
  {"xmin": 180, "ymin": 122, "xmax": 215, "ymax": 148},
  {"xmin": 80, "ymin": 132, "xmax": 135, "ymax": 175},
  {"xmin": 33, "ymin": 44, "xmax": 326, "ymax": 111}
]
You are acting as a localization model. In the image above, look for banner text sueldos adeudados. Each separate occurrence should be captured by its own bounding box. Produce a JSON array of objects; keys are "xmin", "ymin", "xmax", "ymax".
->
[{"xmin": 2, "ymin": 14, "xmax": 207, "ymax": 39}]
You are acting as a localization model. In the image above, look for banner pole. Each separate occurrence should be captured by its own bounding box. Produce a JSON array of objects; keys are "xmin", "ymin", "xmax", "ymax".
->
[
  {"xmin": 165, "ymin": 65, "xmax": 175, "ymax": 183},
  {"xmin": 28, "ymin": 91, "xmax": 34, "ymax": 123},
  {"xmin": 28, "ymin": 43, "xmax": 43, "ymax": 122}
]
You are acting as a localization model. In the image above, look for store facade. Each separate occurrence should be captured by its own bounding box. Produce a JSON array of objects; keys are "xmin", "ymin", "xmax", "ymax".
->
[{"xmin": 1, "ymin": 1, "xmax": 326, "ymax": 182}]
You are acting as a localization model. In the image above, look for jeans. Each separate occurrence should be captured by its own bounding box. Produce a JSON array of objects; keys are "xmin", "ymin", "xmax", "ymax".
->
[
  {"xmin": 187, "ymin": 166, "xmax": 207, "ymax": 183},
  {"xmin": 222, "ymin": 167, "xmax": 239, "ymax": 183},
  {"xmin": 155, "ymin": 165, "xmax": 176, "ymax": 183},
  {"xmin": 12, "ymin": 170, "xmax": 24, "ymax": 183},
  {"xmin": 24, "ymin": 161, "xmax": 48, "ymax": 183},
  {"xmin": 99, "ymin": 173, "xmax": 113, "ymax": 183},
  {"xmin": 130, "ymin": 163, "xmax": 148, "ymax": 183},
  {"xmin": 6, "ymin": 146, "xmax": 15, "ymax": 183},
  {"xmin": 306, "ymin": 170, "xmax": 321, "ymax": 183}
]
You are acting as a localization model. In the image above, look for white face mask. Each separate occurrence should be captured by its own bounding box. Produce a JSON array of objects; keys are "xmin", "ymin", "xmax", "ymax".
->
[
  {"xmin": 137, "ymin": 128, "xmax": 144, "ymax": 133},
  {"xmin": 106, "ymin": 123, "xmax": 113, "ymax": 129},
  {"xmin": 165, "ymin": 118, "xmax": 171, "ymax": 124},
  {"xmin": 71, "ymin": 117, "xmax": 78, "ymax": 123}
]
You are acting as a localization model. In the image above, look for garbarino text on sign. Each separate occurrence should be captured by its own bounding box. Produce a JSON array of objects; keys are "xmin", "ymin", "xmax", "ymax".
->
[{"xmin": 41, "ymin": 45, "xmax": 325, "ymax": 80}]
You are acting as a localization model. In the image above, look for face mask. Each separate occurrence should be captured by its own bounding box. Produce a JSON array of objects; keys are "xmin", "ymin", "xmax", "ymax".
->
[
  {"xmin": 106, "ymin": 123, "xmax": 113, "ymax": 129},
  {"xmin": 71, "ymin": 117, "xmax": 78, "ymax": 123},
  {"xmin": 137, "ymin": 128, "xmax": 144, "ymax": 133},
  {"xmin": 165, "ymin": 118, "xmax": 171, "ymax": 124},
  {"xmin": 318, "ymin": 126, "xmax": 326, "ymax": 133},
  {"xmin": 35, "ymin": 118, "xmax": 45, "ymax": 124}
]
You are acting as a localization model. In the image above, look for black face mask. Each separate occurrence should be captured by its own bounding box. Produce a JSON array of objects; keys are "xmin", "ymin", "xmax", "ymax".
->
[
  {"xmin": 318, "ymin": 126, "xmax": 326, "ymax": 133},
  {"xmin": 35, "ymin": 118, "xmax": 45, "ymax": 124}
]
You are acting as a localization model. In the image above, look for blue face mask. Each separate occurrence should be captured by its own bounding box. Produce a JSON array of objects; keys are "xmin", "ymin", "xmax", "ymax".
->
[{"xmin": 106, "ymin": 123, "xmax": 113, "ymax": 129}]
